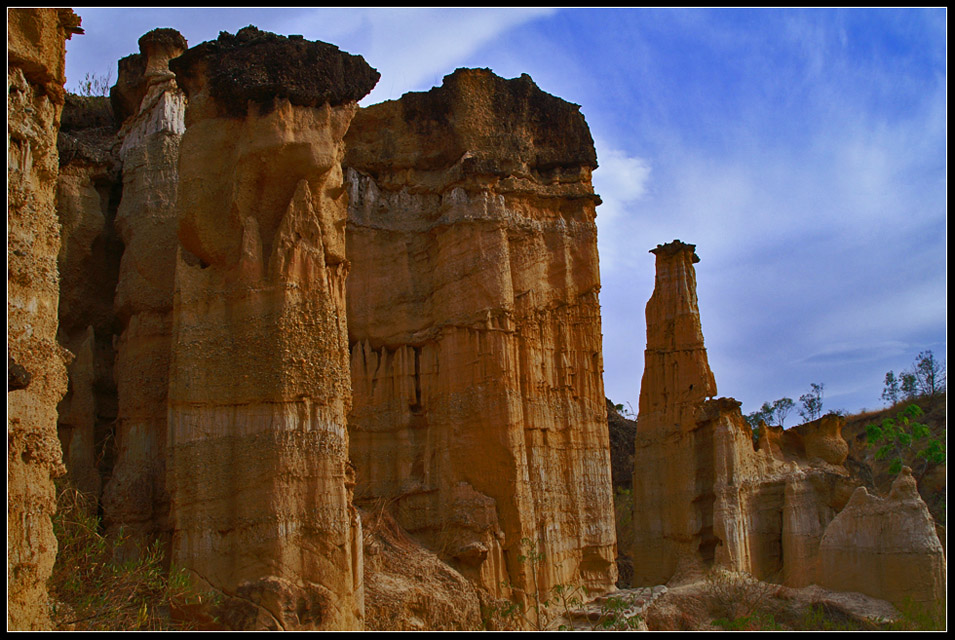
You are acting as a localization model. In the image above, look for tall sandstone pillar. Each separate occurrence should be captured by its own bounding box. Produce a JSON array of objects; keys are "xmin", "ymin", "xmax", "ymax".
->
[
  {"xmin": 630, "ymin": 241, "xmax": 718, "ymax": 585},
  {"xmin": 345, "ymin": 68, "xmax": 617, "ymax": 603},
  {"xmin": 630, "ymin": 241, "xmax": 860, "ymax": 588},
  {"xmin": 165, "ymin": 28, "xmax": 378, "ymax": 630},
  {"xmin": 7, "ymin": 8, "xmax": 83, "ymax": 630},
  {"xmin": 100, "ymin": 28, "xmax": 187, "ymax": 550}
]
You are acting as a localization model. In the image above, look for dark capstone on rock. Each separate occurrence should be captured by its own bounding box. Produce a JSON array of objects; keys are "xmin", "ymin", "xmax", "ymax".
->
[
  {"xmin": 109, "ymin": 28, "xmax": 188, "ymax": 125},
  {"xmin": 169, "ymin": 26, "xmax": 380, "ymax": 116},
  {"xmin": 346, "ymin": 67, "xmax": 597, "ymax": 178}
]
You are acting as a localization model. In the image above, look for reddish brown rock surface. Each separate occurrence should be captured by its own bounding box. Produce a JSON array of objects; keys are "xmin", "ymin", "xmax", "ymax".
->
[
  {"xmin": 55, "ymin": 93, "xmax": 122, "ymax": 503},
  {"xmin": 7, "ymin": 7, "xmax": 83, "ymax": 630},
  {"xmin": 344, "ymin": 68, "xmax": 617, "ymax": 608}
]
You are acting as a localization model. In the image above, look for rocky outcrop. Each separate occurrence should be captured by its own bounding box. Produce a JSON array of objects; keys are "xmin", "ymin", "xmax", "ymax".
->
[
  {"xmin": 630, "ymin": 241, "xmax": 858, "ymax": 588},
  {"xmin": 7, "ymin": 7, "xmax": 83, "ymax": 630},
  {"xmin": 344, "ymin": 68, "xmax": 617, "ymax": 606},
  {"xmin": 98, "ymin": 28, "xmax": 187, "ymax": 553},
  {"xmin": 819, "ymin": 467, "xmax": 945, "ymax": 605},
  {"xmin": 165, "ymin": 27, "xmax": 378, "ymax": 630}
]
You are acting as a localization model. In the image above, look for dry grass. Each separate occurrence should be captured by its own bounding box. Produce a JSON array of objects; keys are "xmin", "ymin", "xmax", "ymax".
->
[{"xmin": 48, "ymin": 480, "xmax": 216, "ymax": 631}]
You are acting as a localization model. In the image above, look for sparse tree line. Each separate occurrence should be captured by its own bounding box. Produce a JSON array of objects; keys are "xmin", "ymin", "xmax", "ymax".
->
[
  {"xmin": 881, "ymin": 350, "xmax": 945, "ymax": 407},
  {"xmin": 743, "ymin": 349, "xmax": 945, "ymax": 432},
  {"xmin": 744, "ymin": 382, "xmax": 829, "ymax": 431}
]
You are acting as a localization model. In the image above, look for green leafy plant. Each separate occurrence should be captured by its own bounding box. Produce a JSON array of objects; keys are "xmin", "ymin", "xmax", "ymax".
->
[
  {"xmin": 883, "ymin": 597, "xmax": 946, "ymax": 631},
  {"xmin": 712, "ymin": 610, "xmax": 783, "ymax": 631},
  {"xmin": 865, "ymin": 404, "xmax": 945, "ymax": 478},
  {"xmin": 883, "ymin": 350, "xmax": 946, "ymax": 406},
  {"xmin": 796, "ymin": 604, "xmax": 871, "ymax": 631},
  {"xmin": 613, "ymin": 401, "xmax": 636, "ymax": 419}
]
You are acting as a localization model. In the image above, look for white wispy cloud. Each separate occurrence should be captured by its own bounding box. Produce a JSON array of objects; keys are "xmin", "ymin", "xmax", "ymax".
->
[
  {"xmin": 277, "ymin": 8, "xmax": 557, "ymax": 104},
  {"xmin": 592, "ymin": 141, "xmax": 653, "ymax": 272}
]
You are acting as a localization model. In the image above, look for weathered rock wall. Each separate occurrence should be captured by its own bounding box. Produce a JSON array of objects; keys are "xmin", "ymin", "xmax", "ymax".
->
[
  {"xmin": 99, "ymin": 27, "xmax": 187, "ymax": 552},
  {"xmin": 165, "ymin": 27, "xmax": 378, "ymax": 630},
  {"xmin": 7, "ymin": 7, "xmax": 83, "ymax": 630},
  {"xmin": 630, "ymin": 241, "xmax": 719, "ymax": 584},
  {"xmin": 345, "ymin": 68, "xmax": 617, "ymax": 603}
]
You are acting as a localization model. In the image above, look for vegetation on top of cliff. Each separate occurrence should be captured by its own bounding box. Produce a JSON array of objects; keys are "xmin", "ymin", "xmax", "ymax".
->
[
  {"xmin": 865, "ymin": 404, "xmax": 945, "ymax": 478},
  {"xmin": 72, "ymin": 71, "xmax": 112, "ymax": 97},
  {"xmin": 882, "ymin": 349, "xmax": 946, "ymax": 406}
]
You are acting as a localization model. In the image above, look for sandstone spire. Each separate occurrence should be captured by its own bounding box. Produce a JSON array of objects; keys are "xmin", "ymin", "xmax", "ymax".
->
[
  {"xmin": 631, "ymin": 240, "xmax": 719, "ymax": 584},
  {"xmin": 165, "ymin": 27, "xmax": 378, "ymax": 630},
  {"xmin": 630, "ymin": 241, "xmax": 861, "ymax": 590},
  {"xmin": 99, "ymin": 27, "xmax": 188, "ymax": 554},
  {"xmin": 637, "ymin": 240, "xmax": 717, "ymax": 433}
]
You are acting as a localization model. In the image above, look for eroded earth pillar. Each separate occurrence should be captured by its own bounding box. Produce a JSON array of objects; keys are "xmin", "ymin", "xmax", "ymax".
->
[{"xmin": 165, "ymin": 27, "xmax": 378, "ymax": 630}]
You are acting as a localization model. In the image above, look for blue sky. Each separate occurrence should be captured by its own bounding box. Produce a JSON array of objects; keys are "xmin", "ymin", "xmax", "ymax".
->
[{"xmin": 65, "ymin": 7, "xmax": 947, "ymax": 417}]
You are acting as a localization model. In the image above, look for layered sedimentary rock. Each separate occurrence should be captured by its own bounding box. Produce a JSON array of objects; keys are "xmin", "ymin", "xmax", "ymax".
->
[
  {"xmin": 7, "ymin": 8, "xmax": 83, "ymax": 630},
  {"xmin": 819, "ymin": 467, "xmax": 945, "ymax": 605},
  {"xmin": 165, "ymin": 27, "xmax": 378, "ymax": 630},
  {"xmin": 630, "ymin": 241, "xmax": 719, "ymax": 584},
  {"xmin": 631, "ymin": 241, "xmax": 858, "ymax": 588},
  {"xmin": 99, "ymin": 28, "xmax": 187, "ymax": 551},
  {"xmin": 55, "ymin": 92, "xmax": 122, "ymax": 502},
  {"xmin": 345, "ymin": 68, "xmax": 617, "ymax": 605}
]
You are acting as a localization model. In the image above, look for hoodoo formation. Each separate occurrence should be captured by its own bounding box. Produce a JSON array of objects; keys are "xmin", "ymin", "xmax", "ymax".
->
[
  {"xmin": 165, "ymin": 27, "xmax": 378, "ymax": 630},
  {"xmin": 6, "ymin": 8, "xmax": 946, "ymax": 631}
]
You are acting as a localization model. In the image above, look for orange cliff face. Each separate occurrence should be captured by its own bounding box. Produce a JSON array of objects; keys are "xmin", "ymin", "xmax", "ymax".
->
[
  {"xmin": 164, "ymin": 27, "xmax": 378, "ymax": 630},
  {"xmin": 637, "ymin": 241, "xmax": 718, "ymax": 433},
  {"xmin": 344, "ymin": 68, "xmax": 618, "ymax": 604},
  {"xmin": 630, "ymin": 241, "xmax": 721, "ymax": 585}
]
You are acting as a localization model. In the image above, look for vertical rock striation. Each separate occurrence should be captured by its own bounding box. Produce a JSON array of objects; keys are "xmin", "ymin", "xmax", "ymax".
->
[
  {"xmin": 7, "ymin": 7, "xmax": 83, "ymax": 630},
  {"xmin": 99, "ymin": 27, "xmax": 187, "ymax": 552},
  {"xmin": 166, "ymin": 27, "xmax": 378, "ymax": 630},
  {"xmin": 344, "ymin": 68, "xmax": 617, "ymax": 604},
  {"xmin": 630, "ymin": 241, "xmax": 719, "ymax": 584}
]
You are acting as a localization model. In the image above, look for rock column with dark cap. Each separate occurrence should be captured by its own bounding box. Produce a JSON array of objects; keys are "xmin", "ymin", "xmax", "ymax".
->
[{"xmin": 166, "ymin": 27, "xmax": 378, "ymax": 630}]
